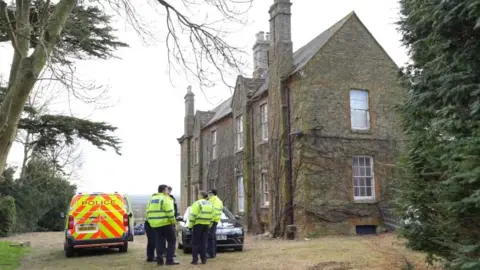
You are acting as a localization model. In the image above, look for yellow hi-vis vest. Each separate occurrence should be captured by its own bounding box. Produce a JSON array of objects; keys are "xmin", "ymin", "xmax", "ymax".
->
[
  {"xmin": 188, "ymin": 199, "xmax": 214, "ymax": 229},
  {"xmin": 146, "ymin": 193, "xmax": 175, "ymax": 228},
  {"xmin": 208, "ymin": 195, "xmax": 224, "ymax": 223}
]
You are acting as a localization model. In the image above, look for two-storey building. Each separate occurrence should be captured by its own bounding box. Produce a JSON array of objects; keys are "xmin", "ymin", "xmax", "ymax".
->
[{"xmin": 177, "ymin": 0, "xmax": 403, "ymax": 236}]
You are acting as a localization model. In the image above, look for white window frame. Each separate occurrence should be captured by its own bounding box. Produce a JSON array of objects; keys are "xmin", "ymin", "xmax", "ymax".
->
[
  {"xmin": 212, "ymin": 130, "xmax": 218, "ymax": 160},
  {"xmin": 237, "ymin": 176, "xmax": 245, "ymax": 213},
  {"xmin": 236, "ymin": 115, "xmax": 244, "ymax": 151},
  {"xmin": 352, "ymin": 156, "xmax": 375, "ymax": 201},
  {"xmin": 260, "ymin": 103, "xmax": 268, "ymax": 141},
  {"xmin": 261, "ymin": 171, "xmax": 269, "ymax": 206},
  {"xmin": 194, "ymin": 138, "xmax": 199, "ymax": 164},
  {"xmin": 349, "ymin": 89, "xmax": 370, "ymax": 130}
]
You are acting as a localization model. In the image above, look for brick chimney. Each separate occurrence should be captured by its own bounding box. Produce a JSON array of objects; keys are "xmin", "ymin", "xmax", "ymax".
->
[
  {"xmin": 184, "ymin": 85, "xmax": 195, "ymax": 135},
  {"xmin": 252, "ymin": 31, "xmax": 270, "ymax": 78}
]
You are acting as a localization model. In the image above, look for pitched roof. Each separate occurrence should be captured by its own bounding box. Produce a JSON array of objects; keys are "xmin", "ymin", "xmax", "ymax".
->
[
  {"xmin": 204, "ymin": 97, "xmax": 233, "ymax": 128},
  {"xmin": 253, "ymin": 11, "xmax": 354, "ymax": 97}
]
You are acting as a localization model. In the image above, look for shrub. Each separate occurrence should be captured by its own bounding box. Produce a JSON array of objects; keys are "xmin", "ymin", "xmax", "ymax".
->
[{"xmin": 0, "ymin": 196, "xmax": 16, "ymax": 237}]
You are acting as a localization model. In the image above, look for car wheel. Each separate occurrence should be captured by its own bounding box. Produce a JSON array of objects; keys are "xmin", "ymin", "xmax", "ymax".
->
[
  {"xmin": 65, "ymin": 245, "xmax": 74, "ymax": 258},
  {"xmin": 119, "ymin": 241, "xmax": 128, "ymax": 253},
  {"xmin": 235, "ymin": 246, "xmax": 244, "ymax": 252}
]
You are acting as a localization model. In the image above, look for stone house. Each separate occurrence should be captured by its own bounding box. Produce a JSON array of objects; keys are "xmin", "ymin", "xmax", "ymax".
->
[{"xmin": 177, "ymin": 0, "xmax": 403, "ymax": 236}]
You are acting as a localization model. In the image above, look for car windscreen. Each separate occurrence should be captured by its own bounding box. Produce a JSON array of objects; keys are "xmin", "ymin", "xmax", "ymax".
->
[{"xmin": 221, "ymin": 207, "xmax": 235, "ymax": 220}]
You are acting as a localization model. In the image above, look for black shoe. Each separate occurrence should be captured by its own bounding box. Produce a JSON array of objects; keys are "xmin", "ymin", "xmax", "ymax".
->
[
  {"xmin": 157, "ymin": 260, "xmax": 164, "ymax": 266},
  {"xmin": 146, "ymin": 258, "xmax": 155, "ymax": 262},
  {"xmin": 201, "ymin": 261, "xmax": 207, "ymax": 265},
  {"xmin": 207, "ymin": 255, "xmax": 215, "ymax": 259},
  {"xmin": 191, "ymin": 261, "xmax": 198, "ymax": 265},
  {"xmin": 166, "ymin": 261, "xmax": 180, "ymax": 265}
]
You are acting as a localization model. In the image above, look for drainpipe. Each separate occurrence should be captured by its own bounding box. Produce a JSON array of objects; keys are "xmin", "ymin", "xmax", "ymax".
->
[
  {"xmin": 249, "ymin": 95, "xmax": 257, "ymax": 233},
  {"xmin": 187, "ymin": 138, "xmax": 192, "ymax": 207},
  {"xmin": 286, "ymin": 82, "xmax": 295, "ymax": 239}
]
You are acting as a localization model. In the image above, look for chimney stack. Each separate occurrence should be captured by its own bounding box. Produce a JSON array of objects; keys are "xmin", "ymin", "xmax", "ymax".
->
[
  {"xmin": 184, "ymin": 85, "xmax": 195, "ymax": 135},
  {"xmin": 268, "ymin": 0, "xmax": 293, "ymax": 78},
  {"xmin": 252, "ymin": 31, "xmax": 270, "ymax": 78}
]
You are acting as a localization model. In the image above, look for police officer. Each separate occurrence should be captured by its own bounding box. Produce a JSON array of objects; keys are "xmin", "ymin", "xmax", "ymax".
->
[
  {"xmin": 167, "ymin": 186, "xmax": 179, "ymax": 218},
  {"xmin": 162, "ymin": 186, "xmax": 179, "ymax": 259},
  {"xmin": 188, "ymin": 190, "xmax": 214, "ymax": 265},
  {"xmin": 146, "ymin": 184, "xmax": 179, "ymax": 266},
  {"xmin": 144, "ymin": 194, "xmax": 157, "ymax": 262},
  {"xmin": 207, "ymin": 189, "xmax": 223, "ymax": 259}
]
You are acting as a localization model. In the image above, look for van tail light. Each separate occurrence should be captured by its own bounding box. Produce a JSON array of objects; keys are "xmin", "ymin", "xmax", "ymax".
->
[
  {"xmin": 68, "ymin": 215, "xmax": 74, "ymax": 230},
  {"xmin": 123, "ymin": 213, "xmax": 128, "ymax": 227}
]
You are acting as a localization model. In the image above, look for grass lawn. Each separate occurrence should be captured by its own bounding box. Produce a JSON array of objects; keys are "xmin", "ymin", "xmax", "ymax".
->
[
  {"xmin": 0, "ymin": 241, "xmax": 28, "ymax": 270},
  {"xmin": 1, "ymin": 232, "xmax": 444, "ymax": 269}
]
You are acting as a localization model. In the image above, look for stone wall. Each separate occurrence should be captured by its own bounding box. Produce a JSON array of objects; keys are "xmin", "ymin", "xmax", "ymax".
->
[
  {"xmin": 201, "ymin": 116, "xmax": 235, "ymax": 210},
  {"xmin": 289, "ymin": 15, "xmax": 404, "ymax": 236},
  {"xmin": 251, "ymin": 93, "xmax": 270, "ymax": 232}
]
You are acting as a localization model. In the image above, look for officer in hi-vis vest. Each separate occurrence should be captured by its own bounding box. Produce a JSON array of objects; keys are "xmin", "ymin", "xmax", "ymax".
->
[
  {"xmin": 207, "ymin": 189, "xmax": 223, "ymax": 259},
  {"xmin": 146, "ymin": 184, "xmax": 179, "ymax": 266},
  {"xmin": 188, "ymin": 190, "xmax": 214, "ymax": 265}
]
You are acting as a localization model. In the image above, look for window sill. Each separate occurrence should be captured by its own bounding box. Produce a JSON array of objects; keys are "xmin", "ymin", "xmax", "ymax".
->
[
  {"xmin": 235, "ymin": 149, "xmax": 244, "ymax": 154},
  {"xmin": 353, "ymin": 198, "xmax": 377, "ymax": 204},
  {"xmin": 350, "ymin": 128, "xmax": 372, "ymax": 135},
  {"xmin": 260, "ymin": 204, "xmax": 269, "ymax": 209},
  {"xmin": 259, "ymin": 140, "xmax": 268, "ymax": 146}
]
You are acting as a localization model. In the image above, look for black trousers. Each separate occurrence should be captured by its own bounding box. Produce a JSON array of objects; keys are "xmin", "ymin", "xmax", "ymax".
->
[
  {"xmin": 154, "ymin": 225, "xmax": 176, "ymax": 263},
  {"xmin": 207, "ymin": 222, "xmax": 218, "ymax": 258},
  {"xmin": 145, "ymin": 221, "xmax": 156, "ymax": 260},
  {"xmin": 192, "ymin": 224, "xmax": 209, "ymax": 263},
  {"xmin": 161, "ymin": 225, "xmax": 176, "ymax": 257}
]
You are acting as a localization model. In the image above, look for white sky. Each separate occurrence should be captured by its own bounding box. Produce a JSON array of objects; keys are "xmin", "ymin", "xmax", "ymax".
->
[{"xmin": 0, "ymin": 0, "xmax": 408, "ymax": 196}]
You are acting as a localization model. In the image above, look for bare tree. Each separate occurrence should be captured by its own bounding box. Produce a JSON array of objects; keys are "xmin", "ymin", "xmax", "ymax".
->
[{"xmin": 0, "ymin": 0, "xmax": 253, "ymax": 178}]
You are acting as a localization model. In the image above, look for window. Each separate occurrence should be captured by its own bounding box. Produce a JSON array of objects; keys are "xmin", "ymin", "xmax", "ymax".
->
[
  {"xmin": 261, "ymin": 172, "xmax": 269, "ymax": 206},
  {"xmin": 237, "ymin": 176, "xmax": 245, "ymax": 212},
  {"xmin": 236, "ymin": 115, "xmax": 244, "ymax": 151},
  {"xmin": 260, "ymin": 103, "xmax": 268, "ymax": 141},
  {"xmin": 349, "ymin": 89, "xmax": 370, "ymax": 130},
  {"xmin": 352, "ymin": 156, "xmax": 374, "ymax": 200},
  {"xmin": 194, "ymin": 138, "xmax": 199, "ymax": 164},
  {"xmin": 212, "ymin": 130, "xmax": 218, "ymax": 160}
]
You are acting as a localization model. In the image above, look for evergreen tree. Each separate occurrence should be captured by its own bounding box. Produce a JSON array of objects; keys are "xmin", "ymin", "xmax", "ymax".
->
[{"xmin": 397, "ymin": 0, "xmax": 480, "ymax": 268}]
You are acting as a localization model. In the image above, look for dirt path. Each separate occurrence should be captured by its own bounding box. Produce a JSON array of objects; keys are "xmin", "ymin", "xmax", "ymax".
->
[{"xmin": 3, "ymin": 232, "xmax": 443, "ymax": 270}]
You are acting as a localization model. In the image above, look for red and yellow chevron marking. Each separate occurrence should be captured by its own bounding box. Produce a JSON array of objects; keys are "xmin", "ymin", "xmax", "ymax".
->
[{"xmin": 69, "ymin": 194, "xmax": 127, "ymax": 241}]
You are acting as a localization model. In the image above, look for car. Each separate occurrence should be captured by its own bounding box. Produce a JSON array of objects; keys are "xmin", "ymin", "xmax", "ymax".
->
[
  {"xmin": 62, "ymin": 192, "xmax": 133, "ymax": 257},
  {"xmin": 177, "ymin": 206, "xmax": 244, "ymax": 253},
  {"xmin": 134, "ymin": 223, "xmax": 145, "ymax": 235}
]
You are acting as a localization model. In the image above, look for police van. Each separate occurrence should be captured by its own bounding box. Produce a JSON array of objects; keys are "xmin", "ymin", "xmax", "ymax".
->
[{"xmin": 62, "ymin": 192, "xmax": 134, "ymax": 257}]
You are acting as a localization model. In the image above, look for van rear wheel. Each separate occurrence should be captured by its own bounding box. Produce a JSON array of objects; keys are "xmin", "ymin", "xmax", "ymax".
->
[
  {"xmin": 119, "ymin": 241, "xmax": 128, "ymax": 253},
  {"xmin": 65, "ymin": 246, "xmax": 74, "ymax": 258}
]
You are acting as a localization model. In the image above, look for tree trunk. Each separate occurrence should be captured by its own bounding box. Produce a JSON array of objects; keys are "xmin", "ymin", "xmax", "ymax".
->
[{"xmin": 0, "ymin": 0, "xmax": 78, "ymax": 179}]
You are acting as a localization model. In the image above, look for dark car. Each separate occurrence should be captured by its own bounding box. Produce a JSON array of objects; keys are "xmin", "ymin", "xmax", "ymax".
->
[{"xmin": 177, "ymin": 206, "xmax": 244, "ymax": 253}]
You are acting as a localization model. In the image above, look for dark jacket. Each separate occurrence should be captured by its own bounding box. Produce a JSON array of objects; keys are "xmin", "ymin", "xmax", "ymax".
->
[{"xmin": 170, "ymin": 195, "xmax": 179, "ymax": 218}]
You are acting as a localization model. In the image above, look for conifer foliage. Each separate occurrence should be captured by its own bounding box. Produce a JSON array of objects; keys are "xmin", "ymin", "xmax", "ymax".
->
[{"xmin": 397, "ymin": 0, "xmax": 480, "ymax": 268}]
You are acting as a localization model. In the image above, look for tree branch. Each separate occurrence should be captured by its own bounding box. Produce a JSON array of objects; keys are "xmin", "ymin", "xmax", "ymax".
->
[{"xmin": 0, "ymin": 0, "xmax": 22, "ymax": 56}]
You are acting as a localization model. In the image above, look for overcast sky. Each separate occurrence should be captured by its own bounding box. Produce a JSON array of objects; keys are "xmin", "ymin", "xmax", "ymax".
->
[{"xmin": 0, "ymin": 0, "xmax": 408, "ymax": 196}]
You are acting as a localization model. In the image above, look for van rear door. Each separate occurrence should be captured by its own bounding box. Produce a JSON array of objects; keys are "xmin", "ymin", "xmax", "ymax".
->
[{"xmin": 71, "ymin": 194, "xmax": 126, "ymax": 241}]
